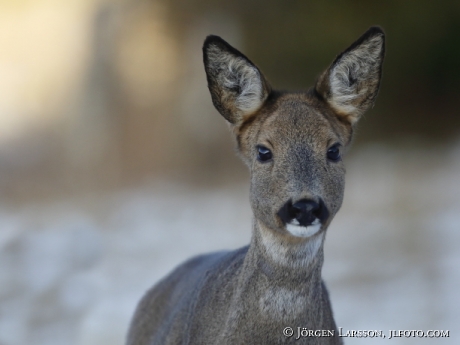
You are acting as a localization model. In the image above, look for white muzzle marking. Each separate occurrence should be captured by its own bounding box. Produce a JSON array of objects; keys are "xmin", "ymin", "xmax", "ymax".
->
[{"xmin": 286, "ymin": 218, "xmax": 321, "ymax": 238}]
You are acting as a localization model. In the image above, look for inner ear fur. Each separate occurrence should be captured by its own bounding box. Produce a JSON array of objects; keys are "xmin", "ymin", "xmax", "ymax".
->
[
  {"xmin": 315, "ymin": 27, "xmax": 385, "ymax": 125},
  {"xmin": 203, "ymin": 35, "xmax": 271, "ymax": 125}
]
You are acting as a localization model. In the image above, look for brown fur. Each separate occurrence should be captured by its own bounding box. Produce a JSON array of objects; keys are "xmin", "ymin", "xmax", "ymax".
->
[{"xmin": 127, "ymin": 27, "xmax": 385, "ymax": 345}]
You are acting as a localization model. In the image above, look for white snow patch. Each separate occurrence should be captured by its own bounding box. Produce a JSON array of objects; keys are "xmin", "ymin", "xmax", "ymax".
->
[{"xmin": 1, "ymin": 143, "xmax": 460, "ymax": 345}]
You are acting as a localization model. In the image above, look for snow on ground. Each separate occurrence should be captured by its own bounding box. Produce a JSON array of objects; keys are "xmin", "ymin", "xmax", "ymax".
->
[{"xmin": 0, "ymin": 144, "xmax": 459, "ymax": 345}]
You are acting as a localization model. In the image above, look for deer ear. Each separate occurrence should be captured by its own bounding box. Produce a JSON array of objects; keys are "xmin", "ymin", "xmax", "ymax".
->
[
  {"xmin": 203, "ymin": 35, "xmax": 271, "ymax": 125},
  {"xmin": 315, "ymin": 27, "xmax": 385, "ymax": 125}
]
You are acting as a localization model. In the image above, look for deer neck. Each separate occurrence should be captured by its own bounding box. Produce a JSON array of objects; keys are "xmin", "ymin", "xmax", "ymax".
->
[
  {"xmin": 229, "ymin": 219, "xmax": 327, "ymax": 326},
  {"xmin": 251, "ymin": 218, "xmax": 325, "ymax": 273},
  {"xmin": 239, "ymin": 219, "xmax": 325, "ymax": 295}
]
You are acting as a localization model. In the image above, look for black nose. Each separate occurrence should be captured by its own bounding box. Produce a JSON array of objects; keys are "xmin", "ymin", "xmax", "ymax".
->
[{"xmin": 278, "ymin": 199, "xmax": 329, "ymax": 227}]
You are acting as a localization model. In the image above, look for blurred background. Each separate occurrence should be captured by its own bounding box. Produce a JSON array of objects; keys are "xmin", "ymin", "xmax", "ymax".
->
[{"xmin": 0, "ymin": 0, "xmax": 459, "ymax": 344}]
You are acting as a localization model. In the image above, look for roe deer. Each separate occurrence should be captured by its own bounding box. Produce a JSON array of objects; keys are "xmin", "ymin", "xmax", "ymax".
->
[{"xmin": 127, "ymin": 27, "xmax": 385, "ymax": 345}]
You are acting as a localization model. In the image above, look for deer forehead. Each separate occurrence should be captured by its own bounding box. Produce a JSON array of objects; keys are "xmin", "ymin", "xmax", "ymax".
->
[{"xmin": 248, "ymin": 98, "xmax": 347, "ymax": 151}]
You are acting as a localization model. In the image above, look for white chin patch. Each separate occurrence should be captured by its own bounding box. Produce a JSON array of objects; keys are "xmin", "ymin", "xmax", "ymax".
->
[{"xmin": 286, "ymin": 218, "xmax": 321, "ymax": 238}]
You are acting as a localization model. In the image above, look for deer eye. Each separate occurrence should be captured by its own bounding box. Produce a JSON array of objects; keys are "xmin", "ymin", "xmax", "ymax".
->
[
  {"xmin": 257, "ymin": 145, "xmax": 272, "ymax": 162},
  {"xmin": 327, "ymin": 144, "xmax": 341, "ymax": 162}
]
